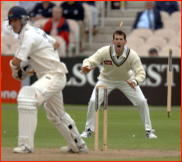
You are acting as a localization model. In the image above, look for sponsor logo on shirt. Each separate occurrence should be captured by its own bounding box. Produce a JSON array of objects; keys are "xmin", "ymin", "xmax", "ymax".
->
[{"xmin": 104, "ymin": 60, "xmax": 112, "ymax": 65}]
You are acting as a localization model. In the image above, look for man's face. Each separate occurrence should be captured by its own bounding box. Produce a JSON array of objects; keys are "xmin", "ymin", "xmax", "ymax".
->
[
  {"xmin": 52, "ymin": 8, "xmax": 62, "ymax": 20},
  {"xmin": 9, "ymin": 18, "xmax": 21, "ymax": 33},
  {"xmin": 146, "ymin": 1, "xmax": 154, "ymax": 10},
  {"xmin": 67, "ymin": 1, "xmax": 75, "ymax": 5},
  {"xmin": 112, "ymin": 34, "xmax": 127, "ymax": 53},
  {"xmin": 149, "ymin": 52, "xmax": 158, "ymax": 56},
  {"xmin": 42, "ymin": 1, "xmax": 49, "ymax": 5}
]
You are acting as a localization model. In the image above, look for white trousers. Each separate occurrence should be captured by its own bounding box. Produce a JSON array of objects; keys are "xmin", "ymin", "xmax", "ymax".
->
[
  {"xmin": 85, "ymin": 80, "xmax": 152, "ymax": 131},
  {"xmin": 31, "ymin": 73, "xmax": 66, "ymax": 114},
  {"xmin": 31, "ymin": 73, "xmax": 85, "ymax": 150}
]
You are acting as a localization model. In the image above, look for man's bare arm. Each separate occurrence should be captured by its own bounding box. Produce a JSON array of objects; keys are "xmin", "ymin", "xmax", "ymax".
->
[
  {"xmin": 125, "ymin": 79, "xmax": 136, "ymax": 91},
  {"xmin": 12, "ymin": 57, "xmax": 21, "ymax": 67},
  {"xmin": 80, "ymin": 66, "xmax": 94, "ymax": 74},
  {"xmin": 53, "ymin": 41, "xmax": 60, "ymax": 50}
]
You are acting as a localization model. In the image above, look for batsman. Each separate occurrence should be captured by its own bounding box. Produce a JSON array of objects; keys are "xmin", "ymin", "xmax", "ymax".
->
[
  {"xmin": 8, "ymin": 6, "xmax": 88, "ymax": 154},
  {"xmin": 80, "ymin": 30, "xmax": 157, "ymax": 139}
]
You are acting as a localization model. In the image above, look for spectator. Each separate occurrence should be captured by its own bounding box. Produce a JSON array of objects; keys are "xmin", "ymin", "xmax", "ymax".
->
[
  {"xmin": 29, "ymin": 1, "xmax": 56, "ymax": 22},
  {"xmin": 148, "ymin": 48, "xmax": 159, "ymax": 56},
  {"xmin": 154, "ymin": 1, "xmax": 179, "ymax": 15},
  {"xmin": 133, "ymin": 1, "xmax": 163, "ymax": 30},
  {"xmin": 79, "ymin": 1, "xmax": 98, "ymax": 35},
  {"xmin": 43, "ymin": 6, "xmax": 70, "ymax": 47},
  {"xmin": 16, "ymin": 1, "xmax": 40, "ymax": 13},
  {"xmin": 60, "ymin": 1, "xmax": 85, "ymax": 52}
]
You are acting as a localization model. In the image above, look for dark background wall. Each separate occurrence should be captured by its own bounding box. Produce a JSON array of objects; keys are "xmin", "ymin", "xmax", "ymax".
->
[{"xmin": 31, "ymin": 57, "xmax": 181, "ymax": 106}]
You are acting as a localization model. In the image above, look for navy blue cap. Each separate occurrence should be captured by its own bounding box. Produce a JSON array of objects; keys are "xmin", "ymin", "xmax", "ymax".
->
[{"xmin": 8, "ymin": 6, "xmax": 28, "ymax": 20}]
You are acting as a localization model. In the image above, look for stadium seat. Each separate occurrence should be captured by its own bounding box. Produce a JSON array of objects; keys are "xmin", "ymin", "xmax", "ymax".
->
[
  {"xmin": 1, "ymin": 1, "xmax": 17, "ymax": 11},
  {"xmin": 51, "ymin": 35, "xmax": 66, "ymax": 57},
  {"xmin": 160, "ymin": 45, "xmax": 181, "ymax": 57},
  {"xmin": 1, "ymin": 15, "xmax": 7, "ymax": 29},
  {"xmin": 160, "ymin": 11, "xmax": 170, "ymax": 24},
  {"xmin": 82, "ymin": 3, "xmax": 92, "ymax": 28},
  {"xmin": 137, "ymin": 45, "xmax": 159, "ymax": 57},
  {"xmin": 82, "ymin": 3, "xmax": 93, "ymax": 43},
  {"xmin": 126, "ymin": 44, "xmax": 138, "ymax": 52},
  {"xmin": 154, "ymin": 28, "xmax": 176, "ymax": 41},
  {"xmin": 6, "ymin": 43, "xmax": 19, "ymax": 55},
  {"xmin": 10, "ymin": 43, "xmax": 19, "ymax": 51},
  {"xmin": 1, "ymin": 35, "xmax": 18, "ymax": 48},
  {"xmin": 96, "ymin": 1, "xmax": 105, "ymax": 27},
  {"xmin": 170, "ymin": 11, "xmax": 181, "ymax": 21},
  {"xmin": 95, "ymin": 1, "xmax": 104, "ymax": 14},
  {"xmin": 127, "ymin": 36, "xmax": 144, "ymax": 48},
  {"xmin": 66, "ymin": 19, "xmax": 80, "ymax": 57},
  {"xmin": 146, "ymin": 36, "xmax": 167, "ymax": 49},
  {"xmin": 33, "ymin": 18, "xmax": 49, "ymax": 29},
  {"xmin": 168, "ymin": 37, "xmax": 181, "ymax": 48},
  {"xmin": 1, "ymin": 43, "xmax": 9, "ymax": 54},
  {"xmin": 164, "ymin": 20, "xmax": 181, "ymax": 33},
  {"xmin": 131, "ymin": 28, "xmax": 153, "ymax": 40},
  {"xmin": 1, "ymin": 10, "xmax": 7, "ymax": 22},
  {"xmin": 6, "ymin": 49, "xmax": 17, "ymax": 55}
]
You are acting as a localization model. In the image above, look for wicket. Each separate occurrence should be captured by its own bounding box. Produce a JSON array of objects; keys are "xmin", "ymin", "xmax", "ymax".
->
[
  {"xmin": 95, "ymin": 85, "xmax": 108, "ymax": 151},
  {"xmin": 167, "ymin": 49, "xmax": 172, "ymax": 118}
]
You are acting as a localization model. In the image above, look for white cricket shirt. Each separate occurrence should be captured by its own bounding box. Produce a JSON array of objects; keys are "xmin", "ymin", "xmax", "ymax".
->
[
  {"xmin": 15, "ymin": 23, "xmax": 68, "ymax": 78},
  {"xmin": 83, "ymin": 45, "xmax": 146, "ymax": 85}
]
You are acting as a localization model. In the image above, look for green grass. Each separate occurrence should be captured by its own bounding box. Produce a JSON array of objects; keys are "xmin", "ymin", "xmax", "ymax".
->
[
  {"xmin": 40, "ymin": 156, "xmax": 181, "ymax": 161},
  {"xmin": 66, "ymin": 156, "xmax": 181, "ymax": 161},
  {"xmin": 1, "ymin": 104, "xmax": 181, "ymax": 160}
]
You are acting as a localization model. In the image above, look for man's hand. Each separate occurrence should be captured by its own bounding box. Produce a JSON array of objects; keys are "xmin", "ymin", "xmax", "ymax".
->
[
  {"xmin": 13, "ymin": 65, "xmax": 34, "ymax": 81},
  {"xmin": 125, "ymin": 79, "xmax": 136, "ymax": 91},
  {"xmin": 80, "ymin": 66, "xmax": 93, "ymax": 74}
]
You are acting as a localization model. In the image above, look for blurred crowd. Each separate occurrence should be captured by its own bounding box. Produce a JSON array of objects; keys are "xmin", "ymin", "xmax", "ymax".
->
[
  {"xmin": 1, "ymin": 1, "xmax": 99, "ymax": 56},
  {"xmin": 1, "ymin": 1, "xmax": 181, "ymax": 57},
  {"xmin": 131, "ymin": 1, "xmax": 180, "ymax": 57}
]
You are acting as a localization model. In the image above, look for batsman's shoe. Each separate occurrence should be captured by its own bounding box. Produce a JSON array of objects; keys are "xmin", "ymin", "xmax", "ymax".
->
[
  {"xmin": 81, "ymin": 128, "xmax": 92, "ymax": 138},
  {"xmin": 146, "ymin": 130, "xmax": 157, "ymax": 139},
  {"xmin": 60, "ymin": 144, "xmax": 88, "ymax": 154},
  {"xmin": 60, "ymin": 146, "xmax": 74, "ymax": 154},
  {"xmin": 13, "ymin": 144, "xmax": 33, "ymax": 153},
  {"xmin": 78, "ymin": 144, "xmax": 88, "ymax": 153}
]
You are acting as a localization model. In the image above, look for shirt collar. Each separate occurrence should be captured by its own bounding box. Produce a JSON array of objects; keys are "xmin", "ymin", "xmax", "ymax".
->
[
  {"xmin": 145, "ymin": 9, "xmax": 153, "ymax": 13},
  {"xmin": 112, "ymin": 45, "xmax": 127, "ymax": 57},
  {"xmin": 18, "ymin": 23, "xmax": 30, "ymax": 39}
]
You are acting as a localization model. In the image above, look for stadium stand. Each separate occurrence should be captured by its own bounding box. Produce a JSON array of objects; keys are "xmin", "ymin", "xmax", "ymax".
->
[
  {"xmin": 146, "ymin": 36, "xmax": 167, "ymax": 50},
  {"xmin": 164, "ymin": 19, "xmax": 181, "ymax": 33},
  {"xmin": 154, "ymin": 28, "xmax": 176, "ymax": 41},
  {"xmin": 1, "ymin": 1, "xmax": 181, "ymax": 57},
  {"xmin": 66, "ymin": 19, "xmax": 80, "ymax": 57},
  {"xmin": 160, "ymin": 45, "xmax": 181, "ymax": 57},
  {"xmin": 130, "ymin": 28, "xmax": 153, "ymax": 40},
  {"xmin": 160, "ymin": 11, "xmax": 170, "ymax": 24}
]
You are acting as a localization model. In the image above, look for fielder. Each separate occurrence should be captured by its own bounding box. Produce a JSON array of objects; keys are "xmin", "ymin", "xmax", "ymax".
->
[
  {"xmin": 80, "ymin": 30, "xmax": 157, "ymax": 139},
  {"xmin": 8, "ymin": 6, "xmax": 88, "ymax": 154}
]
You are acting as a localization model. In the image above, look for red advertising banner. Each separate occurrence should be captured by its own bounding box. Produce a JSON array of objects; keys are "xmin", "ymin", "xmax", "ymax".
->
[{"xmin": 1, "ymin": 56, "xmax": 21, "ymax": 103}]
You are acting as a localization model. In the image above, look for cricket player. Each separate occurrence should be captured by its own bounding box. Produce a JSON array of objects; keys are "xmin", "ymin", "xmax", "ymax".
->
[
  {"xmin": 8, "ymin": 6, "xmax": 88, "ymax": 154},
  {"xmin": 80, "ymin": 30, "xmax": 157, "ymax": 139}
]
